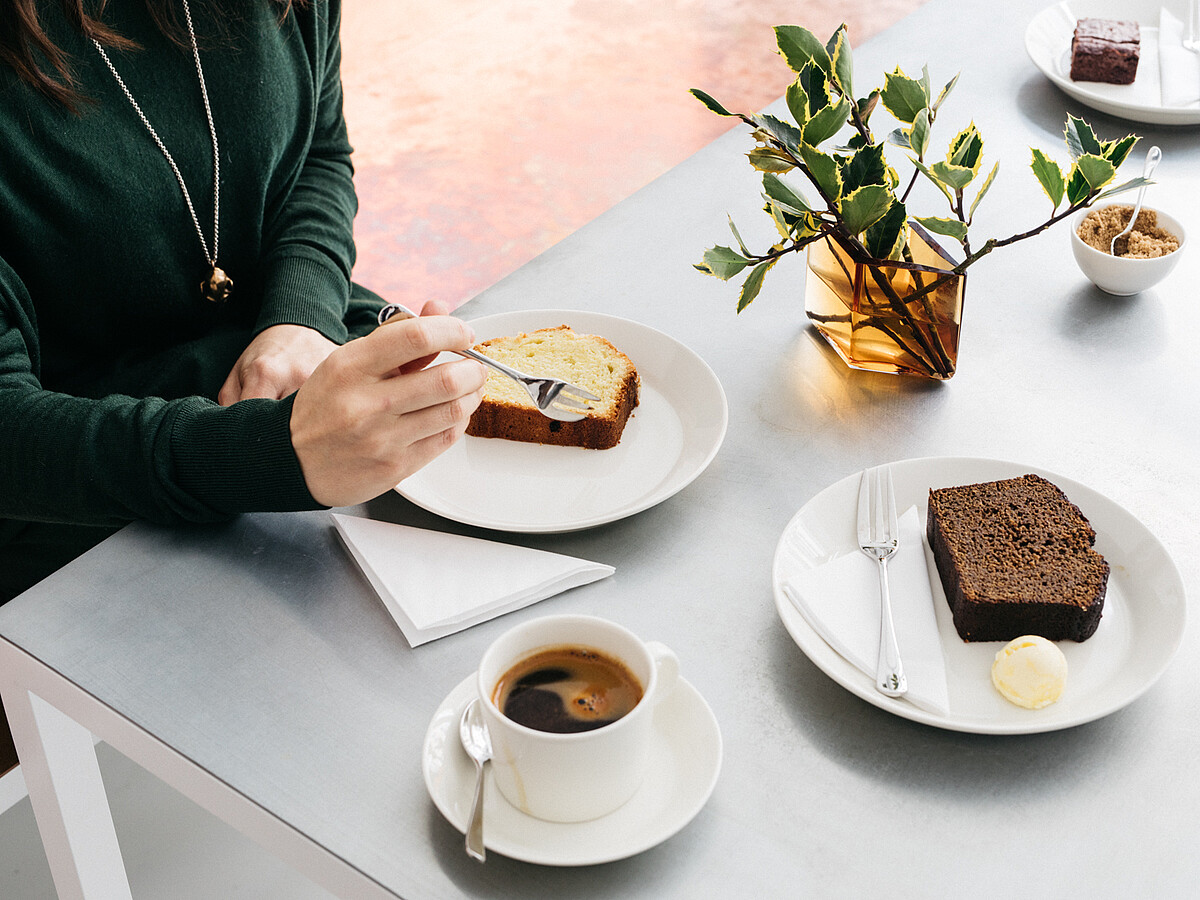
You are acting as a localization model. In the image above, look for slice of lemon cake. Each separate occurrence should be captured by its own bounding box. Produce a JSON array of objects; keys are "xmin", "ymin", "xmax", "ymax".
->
[{"xmin": 465, "ymin": 325, "xmax": 639, "ymax": 449}]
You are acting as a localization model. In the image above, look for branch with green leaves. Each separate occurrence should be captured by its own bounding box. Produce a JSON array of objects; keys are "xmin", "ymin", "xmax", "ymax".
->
[{"xmin": 692, "ymin": 23, "xmax": 1148, "ymax": 312}]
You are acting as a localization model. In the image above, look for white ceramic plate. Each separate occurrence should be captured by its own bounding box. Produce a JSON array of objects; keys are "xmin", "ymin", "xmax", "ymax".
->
[
  {"xmin": 422, "ymin": 674, "xmax": 722, "ymax": 866},
  {"xmin": 396, "ymin": 310, "xmax": 728, "ymax": 533},
  {"xmin": 772, "ymin": 457, "xmax": 1186, "ymax": 735},
  {"xmin": 1025, "ymin": 0, "xmax": 1200, "ymax": 125}
]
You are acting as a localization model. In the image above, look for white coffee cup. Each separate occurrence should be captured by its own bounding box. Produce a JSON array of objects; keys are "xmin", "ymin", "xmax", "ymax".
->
[{"xmin": 476, "ymin": 614, "xmax": 679, "ymax": 823}]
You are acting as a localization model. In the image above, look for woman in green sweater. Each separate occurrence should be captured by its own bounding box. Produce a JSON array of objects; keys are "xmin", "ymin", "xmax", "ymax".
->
[{"xmin": 0, "ymin": 0, "xmax": 487, "ymax": 767}]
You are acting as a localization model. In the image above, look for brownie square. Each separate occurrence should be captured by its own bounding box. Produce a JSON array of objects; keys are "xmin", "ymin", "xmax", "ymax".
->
[{"xmin": 1070, "ymin": 18, "xmax": 1140, "ymax": 85}]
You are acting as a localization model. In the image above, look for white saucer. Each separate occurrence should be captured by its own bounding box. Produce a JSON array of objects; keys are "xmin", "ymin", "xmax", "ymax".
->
[{"xmin": 422, "ymin": 674, "xmax": 722, "ymax": 866}]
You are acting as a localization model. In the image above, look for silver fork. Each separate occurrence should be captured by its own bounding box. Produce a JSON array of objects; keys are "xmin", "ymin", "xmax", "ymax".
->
[
  {"xmin": 1185, "ymin": 0, "xmax": 1199, "ymax": 52},
  {"xmin": 376, "ymin": 303, "xmax": 600, "ymax": 422},
  {"xmin": 856, "ymin": 466, "xmax": 908, "ymax": 698}
]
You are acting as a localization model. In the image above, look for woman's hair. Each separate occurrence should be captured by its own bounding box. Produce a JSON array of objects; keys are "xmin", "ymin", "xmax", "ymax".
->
[{"xmin": 0, "ymin": 0, "xmax": 301, "ymax": 111}]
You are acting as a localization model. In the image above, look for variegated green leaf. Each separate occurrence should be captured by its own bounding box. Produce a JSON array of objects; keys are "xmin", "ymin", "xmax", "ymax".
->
[
  {"xmin": 748, "ymin": 147, "xmax": 797, "ymax": 173},
  {"xmin": 864, "ymin": 201, "xmax": 908, "ymax": 260},
  {"xmin": 1102, "ymin": 134, "xmax": 1138, "ymax": 168},
  {"xmin": 689, "ymin": 89, "xmax": 735, "ymax": 118},
  {"xmin": 737, "ymin": 258, "xmax": 777, "ymax": 312},
  {"xmin": 800, "ymin": 144, "xmax": 843, "ymax": 200},
  {"xmin": 826, "ymin": 24, "xmax": 854, "ymax": 98},
  {"xmin": 968, "ymin": 161, "xmax": 999, "ymax": 220},
  {"xmin": 1064, "ymin": 115, "xmax": 1103, "ymax": 160},
  {"xmin": 909, "ymin": 108, "xmax": 931, "ymax": 159},
  {"xmin": 696, "ymin": 245, "xmax": 752, "ymax": 280},
  {"xmin": 727, "ymin": 216, "xmax": 751, "ymax": 257},
  {"xmin": 930, "ymin": 159, "xmax": 975, "ymax": 192},
  {"xmin": 802, "ymin": 97, "xmax": 851, "ymax": 145},
  {"xmin": 842, "ymin": 142, "xmax": 889, "ymax": 192},
  {"xmin": 785, "ymin": 79, "xmax": 810, "ymax": 128},
  {"xmin": 1074, "ymin": 153, "xmax": 1116, "ymax": 190},
  {"xmin": 1030, "ymin": 148, "xmax": 1065, "ymax": 207},
  {"xmin": 887, "ymin": 128, "xmax": 912, "ymax": 150},
  {"xmin": 839, "ymin": 184, "xmax": 893, "ymax": 235},
  {"xmin": 1065, "ymin": 166, "xmax": 1091, "ymax": 205},
  {"xmin": 1095, "ymin": 175, "xmax": 1154, "ymax": 201},
  {"xmin": 913, "ymin": 215, "xmax": 969, "ymax": 243},
  {"xmin": 762, "ymin": 173, "xmax": 813, "ymax": 216},
  {"xmin": 880, "ymin": 68, "xmax": 927, "ymax": 123},
  {"xmin": 947, "ymin": 123, "xmax": 983, "ymax": 172},
  {"xmin": 857, "ymin": 89, "xmax": 880, "ymax": 123},
  {"xmin": 759, "ymin": 114, "xmax": 806, "ymax": 157},
  {"xmin": 775, "ymin": 25, "xmax": 831, "ymax": 75},
  {"xmin": 797, "ymin": 62, "xmax": 831, "ymax": 115},
  {"xmin": 932, "ymin": 72, "xmax": 959, "ymax": 111}
]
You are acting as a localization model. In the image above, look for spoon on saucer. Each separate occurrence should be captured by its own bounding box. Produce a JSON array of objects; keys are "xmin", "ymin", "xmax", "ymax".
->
[
  {"xmin": 459, "ymin": 699, "xmax": 493, "ymax": 862},
  {"xmin": 1110, "ymin": 145, "xmax": 1161, "ymax": 257}
]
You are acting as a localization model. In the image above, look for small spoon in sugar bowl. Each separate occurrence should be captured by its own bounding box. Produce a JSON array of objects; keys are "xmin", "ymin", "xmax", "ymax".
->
[{"xmin": 1110, "ymin": 145, "xmax": 1162, "ymax": 256}]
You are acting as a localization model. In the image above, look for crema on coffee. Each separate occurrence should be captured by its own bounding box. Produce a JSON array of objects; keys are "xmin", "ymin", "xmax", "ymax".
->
[{"xmin": 492, "ymin": 645, "xmax": 643, "ymax": 734}]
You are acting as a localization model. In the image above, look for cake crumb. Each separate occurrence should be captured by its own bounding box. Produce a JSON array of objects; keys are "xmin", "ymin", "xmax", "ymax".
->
[{"xmin": 1077, "ymin": 205, "xmax": 1180, "ymax": 258}]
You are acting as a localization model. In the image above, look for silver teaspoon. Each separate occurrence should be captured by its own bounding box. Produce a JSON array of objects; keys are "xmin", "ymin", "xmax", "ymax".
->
[
  {"xmin": 459, "ymin": 699, "xmax": 492, "ymax": 862},
  {"xmin": 1110, "ymin": 145, "xmax": 1161, "ymax": 256}
]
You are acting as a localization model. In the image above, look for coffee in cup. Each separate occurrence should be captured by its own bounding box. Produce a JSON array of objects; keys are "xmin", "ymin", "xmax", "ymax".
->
[
  {"xmin": 492, "ymin": 644, "xmax": 643, "ymax": 734},
  {"xmin": 476, "ymin": 614, "xmax": 679, "ymax": 822}
]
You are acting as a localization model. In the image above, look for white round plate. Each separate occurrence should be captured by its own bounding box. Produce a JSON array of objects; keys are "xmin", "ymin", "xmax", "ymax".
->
[
  {"xmin": 422, "ymin": 674, "xmax": 722, "ymax": 866},
  {"xmin": 1025, "ymin": 0, "xmax": 1200, "ymax": 126},
  {"xmin": 772, "ymin": 457, "xmax": 1186, "ymax": 735},
  {"xmin": 396, "ymin": 310, "xmax": 728, "ymax": 533}
]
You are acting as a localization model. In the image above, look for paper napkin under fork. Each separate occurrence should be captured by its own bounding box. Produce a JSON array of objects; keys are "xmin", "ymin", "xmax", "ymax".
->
[
  {"xmin": 1159, "ymin": 9, "xmax": 1200, "ymax": 108},
  {"xmin": 332, "ymin": 514, "xmax": 614, "ymax": 647},
  {"xmin": 782, "ymin": 506, "xmax": 950, "ymax": 716}
]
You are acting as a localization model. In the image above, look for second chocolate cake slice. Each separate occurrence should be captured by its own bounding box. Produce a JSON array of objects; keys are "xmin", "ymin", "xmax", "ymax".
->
[{"xmin": 926, "ymin": 474, "xmax": 1109, "ymax": 642}]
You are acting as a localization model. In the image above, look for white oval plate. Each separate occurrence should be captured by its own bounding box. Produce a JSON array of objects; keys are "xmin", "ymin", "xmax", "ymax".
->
[
  {"xmin": 772, "ymin": 457, "xmax": 1186, "ymax": 735},
  {"xmin": 396, "ymin": 310, "xmax": 728, "ymax": 533},
  {"xmin": 1025, "ymin": 0, "xmax": 1200, "ymax": 126}
]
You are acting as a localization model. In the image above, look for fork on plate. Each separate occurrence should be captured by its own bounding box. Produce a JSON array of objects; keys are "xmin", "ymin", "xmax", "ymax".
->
[
  {"xmin": 376, "ymin": 304, "xmax": 600, "ymax": 422},
  {"xmin": 856, "ymin": 466, "xmax": 908, "ymax": 698}
]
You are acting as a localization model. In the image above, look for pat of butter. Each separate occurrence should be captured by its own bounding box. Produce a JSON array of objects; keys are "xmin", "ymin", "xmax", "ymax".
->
[{"xmin": 991, "ymin": 635, "xmax": 1067, "ymax": 709}]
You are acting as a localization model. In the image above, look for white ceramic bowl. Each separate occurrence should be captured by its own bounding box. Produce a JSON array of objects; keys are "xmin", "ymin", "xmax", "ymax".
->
[{"xmin": 1070, "ymin": 204, "xmax": 1187, "ymax": 296}]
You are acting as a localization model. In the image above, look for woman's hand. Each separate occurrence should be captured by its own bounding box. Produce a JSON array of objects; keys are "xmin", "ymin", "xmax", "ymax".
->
[
  {"xmin": 289, "ymin": 310, "xmax": 486, "ymax": 507},
  {"xmin": 218, "ymin": 324, "xmax": 339, "ymax": 406}
]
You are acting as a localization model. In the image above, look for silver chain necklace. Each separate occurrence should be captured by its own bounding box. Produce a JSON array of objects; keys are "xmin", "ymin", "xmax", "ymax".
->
[{"xmin": 92, "ymin": 0, "xmax": 232, "ymax": 303}]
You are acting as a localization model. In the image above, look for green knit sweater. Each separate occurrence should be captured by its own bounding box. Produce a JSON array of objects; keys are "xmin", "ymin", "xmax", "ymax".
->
[{"xmin": 0, "ymin": 0, "xmax": 378, "ymax": 598}]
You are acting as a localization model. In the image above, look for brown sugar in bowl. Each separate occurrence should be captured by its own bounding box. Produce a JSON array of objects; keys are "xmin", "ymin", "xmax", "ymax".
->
[{"xmin": 1070, "ymin": 204, "xmax": 1187, "ymax": 295}]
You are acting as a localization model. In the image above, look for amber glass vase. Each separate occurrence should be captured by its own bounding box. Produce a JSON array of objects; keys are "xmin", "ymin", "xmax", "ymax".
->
[{"xmin": 803, "ymin": 225, "xmax": 965, "ymax": 379}]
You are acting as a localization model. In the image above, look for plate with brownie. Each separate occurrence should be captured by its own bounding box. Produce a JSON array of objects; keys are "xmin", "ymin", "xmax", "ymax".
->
[
  {"xmin": 1025, "ymin": 0, "xmax": 1200, "ymax": 125},
  {"xmin": 772, "ymin": 457, "xmax": 1185, "ymax": 734},
  {"xmin": 395, "ymin": 309, "xmax": 728, "ymax": 532}
]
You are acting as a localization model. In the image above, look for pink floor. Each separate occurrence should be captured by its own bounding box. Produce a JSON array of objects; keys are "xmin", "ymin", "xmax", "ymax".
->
[{"xmin": 340, "ymin": 1, "xmax": 930, "ymax": 311}]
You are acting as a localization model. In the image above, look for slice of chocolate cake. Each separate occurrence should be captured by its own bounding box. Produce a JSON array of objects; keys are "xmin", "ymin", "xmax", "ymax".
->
[
  {"xmin": 926, "ymin": 474, "xmax": 1109, "ymax": 642},
  {"xmin": 1069, "ymin": 18, "xmax": 1140, "ymax": 85}
]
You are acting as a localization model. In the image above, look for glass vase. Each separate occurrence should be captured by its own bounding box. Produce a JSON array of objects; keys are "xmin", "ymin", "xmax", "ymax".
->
[{"xmin": 803, "ymin": 225, "xmax": 965, "ymax": 379}]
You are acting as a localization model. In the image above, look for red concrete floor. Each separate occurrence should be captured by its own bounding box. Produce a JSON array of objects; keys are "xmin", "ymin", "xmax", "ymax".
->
[{"xmin": 340, "ymin": 1, "xmax": 930, "ymax": 312}]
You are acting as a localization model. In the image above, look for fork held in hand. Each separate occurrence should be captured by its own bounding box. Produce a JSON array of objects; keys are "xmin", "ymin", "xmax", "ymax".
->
[
  {"xmin": 376, "ymin": 303, "xmax": 600, "ymax": 422},
  {"xmin": 857, "ymin": 466, "xmax": 908, "ymax": 698}
]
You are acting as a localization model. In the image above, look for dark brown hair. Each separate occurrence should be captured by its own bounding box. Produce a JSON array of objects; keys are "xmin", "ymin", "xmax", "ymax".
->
[{"xmin": 0, "ymin": 0, "xmax": 301, "ymax": 110}]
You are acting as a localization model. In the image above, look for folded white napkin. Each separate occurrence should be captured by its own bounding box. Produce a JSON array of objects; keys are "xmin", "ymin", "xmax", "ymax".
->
[
  {"xmin": 782, "ymin": 506, "xmax": 950, "ymax": 716},
  {"xmin": 1160, "ymin": 9, "xmax": 1200, "ymax": 108},
  {"xmin": 332, "ymin": 514, "xmax": 614, "ymax": 646}
]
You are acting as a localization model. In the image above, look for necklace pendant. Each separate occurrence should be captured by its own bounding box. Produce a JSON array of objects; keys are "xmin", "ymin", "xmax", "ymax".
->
[{"xmin": 202, "ymin": 265, "xmax": 233, "ymax": 304}]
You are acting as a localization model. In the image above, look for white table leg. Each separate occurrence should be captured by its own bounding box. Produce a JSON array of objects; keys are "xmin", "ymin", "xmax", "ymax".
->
[{"xmin": 0, "ymin": 683, "xmax": 132, "ymax": 900}]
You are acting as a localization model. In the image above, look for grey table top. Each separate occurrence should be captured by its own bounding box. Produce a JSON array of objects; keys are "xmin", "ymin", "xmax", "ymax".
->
[{"xmin": 3, "ymin": 0, "xmax": 1197, "ymax": 895}]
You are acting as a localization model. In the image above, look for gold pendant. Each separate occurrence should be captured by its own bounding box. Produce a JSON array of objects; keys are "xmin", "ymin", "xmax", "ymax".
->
[{"xmin": 202, "ymin": 265, "xmax": 233, "ymax": 303}]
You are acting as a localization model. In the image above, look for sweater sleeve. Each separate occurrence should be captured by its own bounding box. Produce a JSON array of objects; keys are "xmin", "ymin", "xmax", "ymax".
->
[
  {"xmin": 255, "ymin": 0, "xmax": 358, "ymax": 344},
  {"xmin": 0, "ymin": 258, "xmax": 322, "ymax": 527}
]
